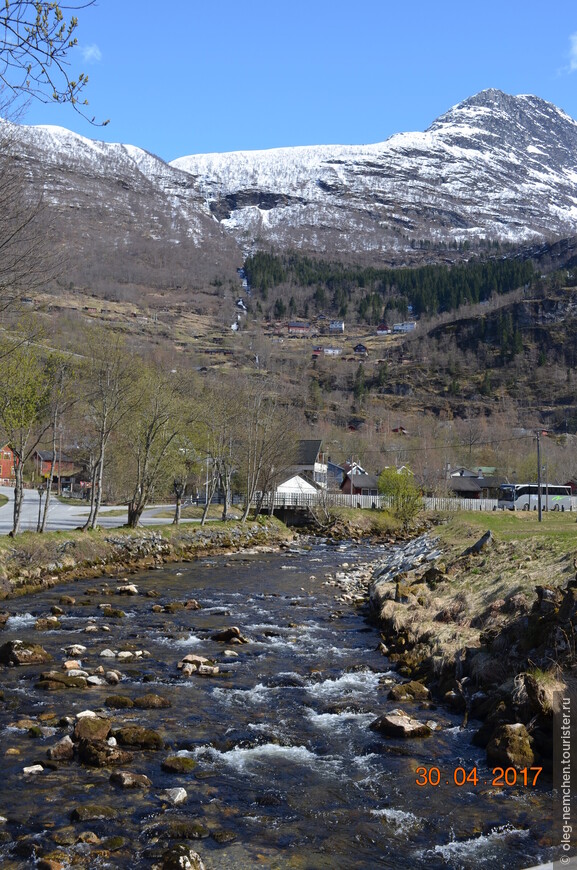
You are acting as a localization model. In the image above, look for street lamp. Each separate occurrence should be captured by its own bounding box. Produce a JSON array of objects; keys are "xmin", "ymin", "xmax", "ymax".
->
[{"xmin": 37, "ymin": 484, "xmax": 45, "ymax": 532}]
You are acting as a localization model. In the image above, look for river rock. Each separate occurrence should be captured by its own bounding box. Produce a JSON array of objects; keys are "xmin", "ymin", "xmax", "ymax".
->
[
  {"xmin": 34, "ymin": 616, "xmax": 61, "ymax": 631},
  {"xmin": 114, "ymin": 725, "xmax": 164, "ymax": 750},
  {"xmin": 109, "ymin": 770, "xmax": 151, "ymax": 789},
  {"xmin": 387, "ymin": 681, "xmax": 431, "ymax": 702},
  {"xmin": 59, "ymin": 596, "xmax": 76, "ymax": 606},
  {"xmin": 161, "ymin": 756, "xmax": 196, "ymax": 774},
  {"xmin": 105, "ymin": 695, "xmax": 134, "ymax": 709},
  {"xmin": 64, "ymin": 644, "xmax": 86, "ymax": 656},
  {"xmin": 47, "ymin": 735, "xmax": 75, "ymax": 761},
  {"xmin": 116, "ymin": 584, "xmax": 139, "ymax": 595},
  {"xmin": 197, "ymin": 664, "xmax": 219, "ymax": 676},
  {"xmin": 486, "ymin": 723, "xmax": 535, "ymax": 768},
  {"xmin": 70, "ymin": 804, "xmax": 117, "ymax": 822},
  {"xmin": 74, "ymin": 716, "xmax": 111, "ymax": 742},
  {"xmin": 159, "ymin": 787, "xmax": 188, "ymax": 805},
  {"xmin": 77, "ymin": 738, "xmax": 134, "ymax": 767},
  {"xmin": 36, "ymin": 671, "xmax": 87, "ymax": 690},
  {"xmin": 369, "ymin": 709, "xmax": 432, "ymax": 738},
  {"xmin": 23, "ymin": 764, "xmax": 44, "ymax": 775},
  {"xmin": 0, "ymin": 640, "xmax": 53, "ymax": 666},
  {"xmin": 134, "ymin": 693, "xmax": 171, "ymax": 709},
  {"xmin": 211, "ymin": 626, "xmax": 248, "ymax": 644},
  {"xmin": 0, "ymin": 612, "xmax": 10, "ymax": 628},
  {"xmin": 63, "ymin": 660, "xmax": 82, "ymax": 671},
  {"xmin": 161, "ymin": 844, "xmax": 205, "ymax": 870}
]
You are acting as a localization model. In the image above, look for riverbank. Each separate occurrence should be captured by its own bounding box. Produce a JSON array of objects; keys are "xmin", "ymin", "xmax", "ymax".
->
[
  {"xmin": 0, "ymin": 518, "xmax": 296, "ymax": 600},
  {"xmin": 365, "ymin": 510, "xmax": 576, "ymax": 772}
]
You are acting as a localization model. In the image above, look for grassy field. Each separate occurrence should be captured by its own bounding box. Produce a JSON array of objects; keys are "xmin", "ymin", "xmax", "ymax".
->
[{"xmin": 432, "ymin": 508, "xmax": 577, "ymax": 549}]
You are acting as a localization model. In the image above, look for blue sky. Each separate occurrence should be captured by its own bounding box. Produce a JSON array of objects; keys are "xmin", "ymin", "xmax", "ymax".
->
[{"xmin": 17, "ymin": 0, "xmax": 577, "ymax": 162}]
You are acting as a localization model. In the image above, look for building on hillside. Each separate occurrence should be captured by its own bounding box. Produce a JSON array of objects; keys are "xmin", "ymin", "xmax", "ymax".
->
[
  {"xmin": 353, "ymin": 343, "xmax": 368, "ymax": 356},
  {"xmin": 323, "ymin": 347, "xmax": 342, "ymax": 356},
  {"xmin": 287, "ymin": 322, "xmax": 310, "ymax": 335},
  {"xmin": 376, "ymin": 323, "xmax": 391, "ymax": 335},
  {"xmin": 0, "ymin": 445, "xmax": 15, "ymax": 484},
  {"xmin": 329, "ymin": 320, "xmax": 345, "ymax": 334},
  {"xmin": 393, "ymin": 321, "xmax": 417, "ymax": 333}
]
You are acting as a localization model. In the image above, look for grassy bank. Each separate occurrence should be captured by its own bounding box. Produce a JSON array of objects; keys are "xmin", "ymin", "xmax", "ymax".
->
[{"xmin": 369, "ymin": 509, "xmax": 577, "ymax": 768}]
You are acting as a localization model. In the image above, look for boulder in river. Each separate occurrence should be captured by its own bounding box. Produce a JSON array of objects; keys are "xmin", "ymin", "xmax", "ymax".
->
[
  {"xmin": 161, "ymin": 756, "xmax": 197, "ymax": 774},
  {"xmin": 369, "ymin": 709, "xmax": 432, "ymax": 738},
  {"xmin": 114, "ymin": 725, "xmax": 164, "ymax": 750},
  {"xmin": 486, "ymin": 723, "xmax": 535, "ymax": 768},
  {"xmin": 47, "ymin": 735, "xmax": 75, "ymax": 762},
  {"xmin": 161, "ymin": 844, "xmax": 205, "ymax": 870},
  {"xmin": 134, "ymin": 693, "xmax": 171, "ymax": 709},
  {"xmin": 109, "ymin": 770, "xmax": 151, "ymax": 789},
  {"xmin": 77, "ymin": 738, "xmax": 134, "ymax": 767},
  {"xmin": 211, "ymin": 626, "xmax": 248, "ymax": 644},
  {"xmin": 0, "ymin": 640, "xmax": 53, "ymax": 666},
  {"xmin": 73, "ymin": 716, "xmax": 111, "ymax": 742},
  {"xmin": 387, "ymin": 681, "xmax": 431, "ymax": 702}
]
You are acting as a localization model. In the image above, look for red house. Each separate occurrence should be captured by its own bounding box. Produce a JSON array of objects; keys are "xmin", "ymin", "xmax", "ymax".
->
[
  {"xmin": 33, "ymin": 450, "xmax": 79, "ymax": 491},
  {"xmin": 0, "ymin": 445, "xmax": 15, "ymax": 484}
]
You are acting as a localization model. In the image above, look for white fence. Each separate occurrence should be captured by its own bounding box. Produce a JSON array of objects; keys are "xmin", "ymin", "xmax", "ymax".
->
[{"xmin": 256, "ymin": 492, "xmax": 577, "ymax": 513}]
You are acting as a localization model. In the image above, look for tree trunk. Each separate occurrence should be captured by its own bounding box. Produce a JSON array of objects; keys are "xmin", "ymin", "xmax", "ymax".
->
[
  {"xmin": 173, "ymin": 497, "xmax": 182, "ymax": 525},
  {"xmin": 40, "ymin": 424, "xmax": 58, "ymax": 533},
  {"xmin": 127, "ymin": 500, "xmax": 144, "ymax": 528},
  {"xmin": 11, "ymin": 456, "xmax": 24, "ymax": 535}
]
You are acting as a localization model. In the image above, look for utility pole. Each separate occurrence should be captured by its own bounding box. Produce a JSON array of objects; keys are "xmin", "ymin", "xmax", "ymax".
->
[{"xmin": 536, "ymin": 430, "xmax": 542, "ymax": 523}]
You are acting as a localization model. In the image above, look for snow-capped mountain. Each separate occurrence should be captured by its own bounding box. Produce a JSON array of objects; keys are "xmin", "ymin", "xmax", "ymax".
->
[
  {"xmin": 172, "ymin": 89, "xmax": 577, "ymax": 260},
  {"xmin": 3, "ymin": 89, "xmax": 577, "ymax": 293},
  {"xmin": 0, "ymin": 119, "xmax": 242, "ymax": 292}
]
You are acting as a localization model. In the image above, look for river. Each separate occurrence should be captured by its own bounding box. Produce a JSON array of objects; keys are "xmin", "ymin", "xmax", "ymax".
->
[{"xmin": 0, "ymin": 539, "xmax": 553, "ymax": 869}]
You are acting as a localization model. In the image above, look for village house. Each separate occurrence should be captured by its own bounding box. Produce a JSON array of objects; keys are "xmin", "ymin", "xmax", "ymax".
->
[
  {"xmin": 0, "ymin": 445, "xmax": 15, "ymax": 485},
  {"xmin": 329, "ymin": 320, "xmax": 345, "ymax": 334},
  {"xmin": 340, "ymin": 469, "xmax": 380, "ymax": 497},
  {"xmin": 286, "ymin": 321, "xmax": 310, "ymax": 336},
  {"xmin": 32, "ymin": 450, "xmax": 82, "ymax": 492},
  {"xmin": 376, "ymin": 323, "xmax": 391, "ymax": 335}
]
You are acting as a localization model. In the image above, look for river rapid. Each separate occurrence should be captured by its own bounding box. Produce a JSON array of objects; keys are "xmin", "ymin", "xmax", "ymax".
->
[{"xmin": 0, "ymin": 539, "xmax": 553, "ymax": 869}]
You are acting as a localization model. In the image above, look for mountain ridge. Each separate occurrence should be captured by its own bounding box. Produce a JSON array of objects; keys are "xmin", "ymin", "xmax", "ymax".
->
[{"xmin": 2, "ymin": 89, "xmax": 577, "ymax": 295}]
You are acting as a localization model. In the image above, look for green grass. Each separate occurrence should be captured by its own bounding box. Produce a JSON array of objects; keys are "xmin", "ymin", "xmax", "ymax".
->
[
  {"xmin": 0, "ymin": 494, "xmax": 7, "ymax": 509},
  {"xmin": 432, "ymin": 509, "xmax": 577, "ymax": 548}
]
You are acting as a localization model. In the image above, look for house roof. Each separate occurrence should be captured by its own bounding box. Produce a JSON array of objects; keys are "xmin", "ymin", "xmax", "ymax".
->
[
  {"xmin": 35, "ymin": 450, "xmax": 75, "ymax": 463},
  {"xmin": 342, "ymin": 472, "xmax": 380, "ymax": 491},
  {"xmin": 297, "ymin": 439, "xmax": 323, "ymax": 466},
  {"xmin": 448, "ymin": 477, "xmax": 482, "ymax": 493}
]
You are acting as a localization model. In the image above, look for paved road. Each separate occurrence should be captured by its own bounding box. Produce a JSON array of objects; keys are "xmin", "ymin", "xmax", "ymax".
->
[{"xmin": 0, "ymin": 487, "xmax": 183, "ymax": 534}]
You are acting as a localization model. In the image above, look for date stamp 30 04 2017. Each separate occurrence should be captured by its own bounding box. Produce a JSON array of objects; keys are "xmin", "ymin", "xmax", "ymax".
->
[{"xmin": 414, "ymin": 765, "xmax": 543, "ymax": 788}]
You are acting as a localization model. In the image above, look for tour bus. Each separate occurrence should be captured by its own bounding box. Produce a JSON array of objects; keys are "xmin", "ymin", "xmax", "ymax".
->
[{"xmin": 497, "ymin": 483, "xmax": 572, "ymax": 511}]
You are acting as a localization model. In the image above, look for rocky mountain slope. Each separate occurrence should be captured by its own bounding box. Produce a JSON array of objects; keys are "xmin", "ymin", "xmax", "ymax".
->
[
  {"xmin": 173, "ymin": 89, "xmax": 577, "ymax": 262},
  {"xmin": 3, "ymin": 89, "xmax": 577, "ymax": 295}
]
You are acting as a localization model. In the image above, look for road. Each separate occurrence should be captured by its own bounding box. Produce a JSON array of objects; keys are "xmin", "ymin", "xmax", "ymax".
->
[{"xmin": 0, "ymin": 487, "xmax": 181, "ymax": 535}]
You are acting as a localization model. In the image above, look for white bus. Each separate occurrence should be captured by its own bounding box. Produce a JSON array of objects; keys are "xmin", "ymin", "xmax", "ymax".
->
[{"xmin": 498, "ymin": 483, "xmax": 572, "ymax": 511}]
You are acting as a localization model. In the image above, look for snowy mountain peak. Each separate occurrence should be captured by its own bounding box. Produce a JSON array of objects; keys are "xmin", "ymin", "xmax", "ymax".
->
[{"xmin": 4, "ymin": 90, "xmax": 577, "ymax": 291}]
